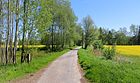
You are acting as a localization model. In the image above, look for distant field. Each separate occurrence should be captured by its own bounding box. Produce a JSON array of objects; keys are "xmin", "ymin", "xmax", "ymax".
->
[
  {"xmin": 0, "ymin": 45, "xmax": 46, "ymax": 48},
  {"xmin": 17, "ymin": 45, "xmax": 46, "ymax": 48},
  {"xmin": 106, "ymin": 45, "xmax": 140, "ymax": 56},
  {"xmin": 116, "ymin": 46, "xmax": 140, "ymax": 56}
]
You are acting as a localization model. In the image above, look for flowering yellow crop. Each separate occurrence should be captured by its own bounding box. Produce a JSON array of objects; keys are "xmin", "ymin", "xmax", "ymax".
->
[
  {"xmin": 17, "ymin": 45, "xmax": 46, "ymax": 48},
  {"xmin": 105, "ymin": 45, "xmax": 140, "ymax": 56}
]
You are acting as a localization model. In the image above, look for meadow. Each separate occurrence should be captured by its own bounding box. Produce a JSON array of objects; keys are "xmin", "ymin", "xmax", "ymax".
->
[{"xmin": 78, "ymin": 46, "xmax": 140, "ymax": 83}]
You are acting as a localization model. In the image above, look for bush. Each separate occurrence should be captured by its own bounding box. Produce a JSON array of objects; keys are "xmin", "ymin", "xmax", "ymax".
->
[
  {"xmin": 102, "ymin": 46, "xmax": 116, "ymax": 60},
  {"xmin": 93, "ymin": 40, "xmax": 103, "ymax": 50}
]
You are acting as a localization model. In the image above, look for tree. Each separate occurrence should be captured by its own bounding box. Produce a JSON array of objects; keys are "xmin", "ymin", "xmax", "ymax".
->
[
  {"xmin": 0, "ymin": 0, "xmax": 2, "ymax": 48},
  {"xmin": 82, "ymin": 16, "xmax": 95, "ymax": 49},
  {"xmin": 9, "ymin": 0, "xmax": 15, "ymax": 63},
  {"xmin": 21, "ymin": 0, "xmax": 27, "ymax": 63},
  {"xmin": 13, "ymin": 0, "xmax": 19, "ymax": 64},
  {"xmin": 0, "ymin": 0, "xmax": 4, "ymax": 64},
  {"xmin": 130, "ymin": 24, "xmax": 138, "ymax": 36},
  {"xmin": 137, "ymin": 26, "xmax": 140, "ymax": 45},
  {"xmin": 129, "ymin": 24, "xmax": 139, "ymax": 45},
  {"xmin": 5, "ymin": 0, "xmax": 10, "ymax": 64}
]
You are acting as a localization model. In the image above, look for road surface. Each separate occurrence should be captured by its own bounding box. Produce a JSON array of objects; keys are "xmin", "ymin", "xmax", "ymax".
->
[{"xmin": 11, "ymin": 47, "xmax": 85, "ymax": 83}]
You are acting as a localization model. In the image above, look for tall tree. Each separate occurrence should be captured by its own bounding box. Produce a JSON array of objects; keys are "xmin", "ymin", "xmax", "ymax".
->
[
  {"xmin": 0, "ymin": 0, "xmax": 5, "ymax": 64},
  {"xmin": 137, "ymin": 26, "xmax": 140, "ymax": 45},
  {"xmin": 5, "ymin": 0, "xmax": 10, "ymax": 64},
  {"xmin": 21, "ymin": 0, "xmax": 27, "ymax": 63},
  {"xmin": 0, "ymin": 0, "xmax": 2, "ymax": 64},
  {"xmin": 9, "ymin": 0, "xmax": 14, "ymax": 63},
  {"xmin": 82, "ymin": 16, "xmax": 95, "ymax": 49},
  {"xmin": 0, "ymin": 0, "xmax": 2, "ymax": 47},
  {"xmin": 129, "ymin": 24, "xmax": 139, "ymax": 45},
  {"xmin": 13, "ymin": 0, "xmax": 19, "ymax": 64},
  {"xmin": 107, "ymin": 31, "xmax": 113, "ymax": 45}
]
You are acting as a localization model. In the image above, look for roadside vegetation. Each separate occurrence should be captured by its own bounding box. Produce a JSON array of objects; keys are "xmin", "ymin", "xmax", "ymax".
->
[
  {"xmin": 78, "ymin": 47, "xmax": 140, "ymax": 83},
  {"xmin": 77, "ymin": 11, "xmax": 140, "ymax": 82},
  {"xmin": 0, "ymin": 48, "xmax": 69, "ymax": 82}
]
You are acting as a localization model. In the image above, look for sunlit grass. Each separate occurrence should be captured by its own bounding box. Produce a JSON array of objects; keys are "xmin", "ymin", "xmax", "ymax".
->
[
  {"xmin": 78, "ymin": 47, "xmax": 140, "ymax": 82},
  {"xmin": 0, "ymin": 49, "xmax": 69, "ymax": 82}
]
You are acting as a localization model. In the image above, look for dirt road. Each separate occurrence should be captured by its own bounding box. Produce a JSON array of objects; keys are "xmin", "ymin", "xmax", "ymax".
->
[{"xmin": 11, "ymin": 47, "xmax": 85, "ymax": 83}]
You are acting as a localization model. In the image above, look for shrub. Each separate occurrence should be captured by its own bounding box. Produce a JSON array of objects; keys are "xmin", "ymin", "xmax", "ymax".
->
[
  {"xmin": 93, "ymin": 40, "xmax": 103, "ymax": 50},
  {"xmin": 102, "ymin": 46, "xmax": 116, "ymax": 60}
]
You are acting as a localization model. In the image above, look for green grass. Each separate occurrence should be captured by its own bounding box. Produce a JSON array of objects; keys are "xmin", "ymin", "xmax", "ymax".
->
[
  {"xmin": 78, "ymin": 47, "xmax": 140, "ymax": 83},
  {"xmin": 0, "ymin": 49, "xmax": 69, "ymax": 83}
]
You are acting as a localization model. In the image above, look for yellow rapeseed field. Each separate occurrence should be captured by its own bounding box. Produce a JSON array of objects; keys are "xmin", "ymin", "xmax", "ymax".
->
[
  {"xmin": 106, "ymin": 45, "xmax": 140, "ymax": 56},
  {"xmin": 116, "ymin": 45, "xmax": 140, "ymax": 56},
  {"xmin": 17, "ymin": 45, "xmax": 46, "ymax": 48}
]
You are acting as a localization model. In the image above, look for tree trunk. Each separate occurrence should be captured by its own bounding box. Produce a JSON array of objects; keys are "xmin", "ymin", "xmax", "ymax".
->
[
  {"xmin": 0, "ymin": 0, "xmax": 2, "ymax": 64},
  {"xmin": 9, "ymin": 0, "xmax": 13, "ymax": 63},
  {"xmin": 84, "ymin": 44, "xmax": 88, "ymax": 49},
  {"xmin": 51, "ymin": 23, "xmax": 54, "ymax": 51},
  {"xmin": 0, "ymin": 0, "xmax": 5, "ymax": 65},
  {"xmin": 21, "ymin": 0, "xmax": 27, "ymax": 63},
  {"xmin": 82, "ymin": 31, "xmax": 84, "ymax": 48},
  {"xmin": 5, "ymin": 0, "xmax": 10, "ymax": 64},
  {"xmin": 13, "ymin": 0, "xmax": 19, "ymax": 64},
  {"xmin": 61, "ymin": 26, "xmax": 64, "ymax": 48},
  {"xmin": 138, "ymin": 26, "xmax": 140, "ymax": 45}
]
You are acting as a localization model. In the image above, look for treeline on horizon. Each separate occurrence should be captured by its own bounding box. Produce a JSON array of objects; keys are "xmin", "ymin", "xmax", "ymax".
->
[{"xmin": 99, "ymin": 24, "xmax": 140, "ymax": 45}]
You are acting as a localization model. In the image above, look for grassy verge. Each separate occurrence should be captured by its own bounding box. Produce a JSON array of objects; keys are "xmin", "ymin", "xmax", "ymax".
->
[
  {"xmin": 78, "ymin": 47, "xmax": 140, "ymax": 83},
  {"xmin": 0, "ymin": 49, "xmax": 69, "ymax": 83}
]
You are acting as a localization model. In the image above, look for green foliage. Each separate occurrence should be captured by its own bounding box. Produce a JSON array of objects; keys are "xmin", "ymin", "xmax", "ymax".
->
[
  {"xmin": 99, "ymin": 26, "xmax": 140, "ymax": 45},
  {"xmin": 93, "ymin": 40, "xmax": 103, "ymax": 49},
  {"xmin": 82, "ymin": 16, "xmax": 99, "ymax": 49},
  {"xmin": 138, "ymin": 27, "xmax": 140, "ymax": 45},
  {"xmin": 102, "ymin": 46, "xmax": 116, "ymax": 60},
  {"xmin": 0, "ymin": 49, "xmax": 69, "ymax": 82},
  {"xmin": 78, "ymin": 48, "xmax": 140, "ymax": 83}
]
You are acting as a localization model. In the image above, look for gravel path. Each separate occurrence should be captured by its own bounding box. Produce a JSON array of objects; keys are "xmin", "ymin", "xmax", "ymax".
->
[
  {"xmin": 11, "ymin": 47, "xmax": 85, "ymax": 83},
  {"xmin": 37, "ymin": 48, "xmax": 82, "ymax": 83}
]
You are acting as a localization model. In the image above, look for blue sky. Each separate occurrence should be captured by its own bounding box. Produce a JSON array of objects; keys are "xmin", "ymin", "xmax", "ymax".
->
[{"xmin": 71, "ymin": 0, "xmax": 140, "ymax": 30}]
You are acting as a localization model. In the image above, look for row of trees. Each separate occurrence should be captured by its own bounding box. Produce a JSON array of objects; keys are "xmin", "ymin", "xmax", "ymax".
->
[
  {"xmin": 99, "ymin": 25, "xmax": 140, "ymax": 45},
  {"xmin": 0, "ymin": 0, "xmax": 19, "ymax": 64},
  {"xmin": 81, "ymin": 16, "xmax": 140, "ymax": 49},
  {"xmin": 0, "ymin": 0, "xmax": 83, "ymax": 65}
]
